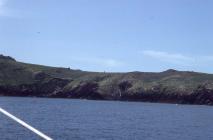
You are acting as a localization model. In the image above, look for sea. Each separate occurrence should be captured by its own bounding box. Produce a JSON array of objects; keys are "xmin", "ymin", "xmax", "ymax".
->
[{"xmin": 0, "ymin": 97, "xmax": 213, "ymax": 140}]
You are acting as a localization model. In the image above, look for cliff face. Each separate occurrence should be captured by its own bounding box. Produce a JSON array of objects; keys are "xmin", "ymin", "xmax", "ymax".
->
[{"xmin": 0, "ymin": 55, "xmax": 213, "ymax": 105}]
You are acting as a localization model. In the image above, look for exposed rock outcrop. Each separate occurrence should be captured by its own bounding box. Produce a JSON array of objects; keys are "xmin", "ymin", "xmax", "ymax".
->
[{"xmin": 1, "ymin": 54, "xmax": 213, "ymax": 105}]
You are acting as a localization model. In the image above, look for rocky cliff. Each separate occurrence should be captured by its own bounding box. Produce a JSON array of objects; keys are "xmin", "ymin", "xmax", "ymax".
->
[{"xmin": 0, "ymin": 55, "xmax": 213, "ymax": 105}]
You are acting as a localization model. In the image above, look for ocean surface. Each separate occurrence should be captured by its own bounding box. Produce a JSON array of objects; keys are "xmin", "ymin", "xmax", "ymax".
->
[{"xmin": 0, "ymin": 97, "xmax": 213, "ymax": 140}]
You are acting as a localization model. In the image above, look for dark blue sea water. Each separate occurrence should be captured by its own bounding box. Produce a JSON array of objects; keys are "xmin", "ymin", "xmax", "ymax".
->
[{"xmin": 0, "ymin": 97, "xmax": 213, "ymax": 140}]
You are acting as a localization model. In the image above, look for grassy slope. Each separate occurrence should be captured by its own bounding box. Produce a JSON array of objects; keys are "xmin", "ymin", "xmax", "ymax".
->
[{"xmin": 1, "ymin": 55, "xmax": 213, "ymax": 103}]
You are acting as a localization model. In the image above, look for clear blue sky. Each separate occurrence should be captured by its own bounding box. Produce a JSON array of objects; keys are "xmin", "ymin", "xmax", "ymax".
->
[{"xmin": 0, "ymin": 0, "xmax": 213, "ymax": 73}]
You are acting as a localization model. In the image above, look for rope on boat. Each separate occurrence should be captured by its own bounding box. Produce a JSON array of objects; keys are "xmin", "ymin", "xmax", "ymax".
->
[{"xmin": 0, "ymin": 107, "xmax": 53, "ymax": 140}]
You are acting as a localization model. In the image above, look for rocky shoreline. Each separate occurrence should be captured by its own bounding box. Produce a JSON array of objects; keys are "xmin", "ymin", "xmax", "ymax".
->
[
  {"xmin": 0, "ymin": 78, "xmax": 213, "ymax": 105},
  {"xmin": 0, "ymin": 55, "xmax": 213, "ymax": 105}
]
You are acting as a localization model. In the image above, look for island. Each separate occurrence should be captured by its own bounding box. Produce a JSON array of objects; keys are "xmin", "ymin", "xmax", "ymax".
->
[{"xmin": 0, "ymin": 54, "xmax": 213, "ymax": 105}]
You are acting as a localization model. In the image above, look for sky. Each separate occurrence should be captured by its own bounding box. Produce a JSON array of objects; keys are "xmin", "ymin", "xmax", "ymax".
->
[{"xmin": 0, "ymin": 0, "xmax": 213, "ymax": 73}]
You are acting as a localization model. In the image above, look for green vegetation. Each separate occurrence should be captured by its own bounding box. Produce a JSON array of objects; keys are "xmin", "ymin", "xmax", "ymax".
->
[{"xmin": 0, "ymin": 54, "xmax": 213, "ymax": 105}]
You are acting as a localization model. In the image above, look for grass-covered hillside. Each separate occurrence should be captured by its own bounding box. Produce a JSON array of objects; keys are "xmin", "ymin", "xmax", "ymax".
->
[{"xmin": 0, "ymin": 54, "xmax": 213, "ymax": 105}]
